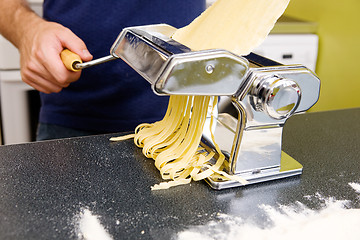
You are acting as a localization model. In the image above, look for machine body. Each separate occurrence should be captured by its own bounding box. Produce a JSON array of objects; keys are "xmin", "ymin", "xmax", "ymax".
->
[{"xmin": 73, "ymin": 24, "xmax": 321, "ymax": 189}]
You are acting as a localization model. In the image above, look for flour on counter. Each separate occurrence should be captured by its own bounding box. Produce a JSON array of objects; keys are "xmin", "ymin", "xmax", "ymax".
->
[
  {"xmin": 349, "ymin": 182, "xmax": 360, "ymax": 193},
  {"xmin": 74, "ymin": 208, "xmax": 113, "ymax": 240},
  {"xmin": 176, "ymin": 184, "xmax": 360, "ymax": 240}
]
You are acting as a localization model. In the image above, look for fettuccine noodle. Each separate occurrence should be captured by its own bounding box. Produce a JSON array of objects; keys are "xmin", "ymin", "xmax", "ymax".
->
[{"xmin": 111, "ymin": 96, "xmax": 245, "ymax": 190}]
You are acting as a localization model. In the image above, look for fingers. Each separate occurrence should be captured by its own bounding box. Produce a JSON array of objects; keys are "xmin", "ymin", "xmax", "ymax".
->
[
  {"xmin": 37, "ymin": 42, "xmax": 81, "ymax": 85},
  {"xmin": 38, "ymin": 25, "xmax": 86, "ymax": 86},
  {"xmin": 22, "ymin": 44, "xmax": 80, "ymax": 93},
  {"xmin": 18, "ymin": 21, "xmax": 91, "ymax": 94},
  {"xmin": 38, "ymin": 50, "xmax": 79, "ymax": 85},
  {"xmin": 22, "ymin": 66, "xmax": 66, "ymax": 94},
  {"xmin": 58, "ymin": 27, "xmax": 93, "ymax": 62}
]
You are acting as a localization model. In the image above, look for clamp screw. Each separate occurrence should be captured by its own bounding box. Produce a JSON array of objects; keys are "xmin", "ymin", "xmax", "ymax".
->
[{"xmin": 205, "ymin": 64, "xmax": 214, "ymax": 74}]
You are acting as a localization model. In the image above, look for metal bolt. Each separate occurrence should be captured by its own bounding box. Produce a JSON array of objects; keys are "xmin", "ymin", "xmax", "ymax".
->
[{"xmin": 205, "ymin": 64, "xmax": 214, "ymax": 74}]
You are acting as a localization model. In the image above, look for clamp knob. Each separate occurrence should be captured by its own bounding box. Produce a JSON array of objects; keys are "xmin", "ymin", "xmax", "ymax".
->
[{"xmin": 251, "ymin": 75, "xmax": 301, "ymax": 119}]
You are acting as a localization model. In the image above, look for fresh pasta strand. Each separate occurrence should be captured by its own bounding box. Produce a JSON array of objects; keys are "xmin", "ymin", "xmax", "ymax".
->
[
  {"xmin": 111, "ymin": 96, "xmax": 248, "ymax": 190},
  {"xmin": 109, "ymin": 134, "xmax": 135, "ymax": 142}
]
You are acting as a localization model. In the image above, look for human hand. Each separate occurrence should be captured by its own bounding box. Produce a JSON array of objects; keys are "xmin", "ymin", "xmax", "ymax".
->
[{"xmin": 18, "ymin": 19, "xmax": 93, "ymax": 93}]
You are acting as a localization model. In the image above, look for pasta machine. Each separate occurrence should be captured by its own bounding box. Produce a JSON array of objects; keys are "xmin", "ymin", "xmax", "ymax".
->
[{"xmin": 82, "ymin": 24, "xmax": 320, "ymax": 190}]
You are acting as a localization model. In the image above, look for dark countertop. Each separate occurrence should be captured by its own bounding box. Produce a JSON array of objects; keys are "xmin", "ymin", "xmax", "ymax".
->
[{"xmin": 0, "ymin": 108, "xmax": 359, "ymax": 239}]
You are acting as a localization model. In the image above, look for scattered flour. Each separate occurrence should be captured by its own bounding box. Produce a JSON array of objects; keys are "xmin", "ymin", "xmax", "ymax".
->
[
  {"xmin": 75, "ymin": 208, "xmax": 113, "ymax": 240},
  {"xmin": 69, "ymin": 182, "xmax": 360, "ymax": 239},
  {"xmin": 177, "ymin": 183, "xmax": 360, "ymax": 240},
  {"xmin": 349, "ymin": 182, "xmax": 360, "ymax": 193}
]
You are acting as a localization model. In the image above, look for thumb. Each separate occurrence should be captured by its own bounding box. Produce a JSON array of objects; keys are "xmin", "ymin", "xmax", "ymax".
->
[{"xmin": 59, "ymin": 28, "xmax": 93, "ymax": 62}]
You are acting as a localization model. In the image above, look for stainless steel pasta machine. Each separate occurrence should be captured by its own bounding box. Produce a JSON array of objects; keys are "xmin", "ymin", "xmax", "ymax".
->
[{"xmin": 83, "ymin": 24, "xmax": 321, "ymax": 190}]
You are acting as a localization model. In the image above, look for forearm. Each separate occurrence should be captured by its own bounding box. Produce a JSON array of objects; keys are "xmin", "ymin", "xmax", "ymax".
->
[{"xmin": 0, "ymin": 0, "xmax": 43, "ymax": 48}]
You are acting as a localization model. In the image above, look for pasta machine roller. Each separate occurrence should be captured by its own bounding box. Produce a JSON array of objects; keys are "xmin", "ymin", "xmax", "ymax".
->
[{"xmin": 100, "ymin": 24, "xmax": 321, "ymax": 189}]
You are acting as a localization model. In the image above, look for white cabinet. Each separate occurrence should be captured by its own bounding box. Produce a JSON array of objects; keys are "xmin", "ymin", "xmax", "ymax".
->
[
  {"xmin": 0, "ymin": 1, "xmax": 42, "ymax": 144},
  {"xmin": 0, "ymin": 35, "xmax": 21, "ymax": 70},
  {"xmin": 254, "ymin": 34, "xmax": 318, "ymax": 72}
]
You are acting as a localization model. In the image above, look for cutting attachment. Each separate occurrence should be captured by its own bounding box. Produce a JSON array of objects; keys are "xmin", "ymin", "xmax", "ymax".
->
[{"xmin": 62, "ymin": 24, "xmax": 320, "ymax": 189}]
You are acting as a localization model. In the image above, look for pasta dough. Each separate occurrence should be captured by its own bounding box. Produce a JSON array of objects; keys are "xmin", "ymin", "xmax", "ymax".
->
[
  {"xmin": 172, "ymin": 0, "xmax": 290, "ymax": 56},
  {"xmin": 111, "ymin": 0, "xmax": 290, "ymax": 190}
]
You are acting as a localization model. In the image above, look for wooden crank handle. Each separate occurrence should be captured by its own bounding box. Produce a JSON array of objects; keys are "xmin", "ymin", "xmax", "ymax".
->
[{"xmin": 60, "ymin": 49, "xmax": 82, "ymax": 72}]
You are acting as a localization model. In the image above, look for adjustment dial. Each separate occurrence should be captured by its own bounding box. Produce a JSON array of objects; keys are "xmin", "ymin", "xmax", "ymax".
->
[{"xmin": 251, "ymin": 75, "xmax": 301, "ymax": 119}]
